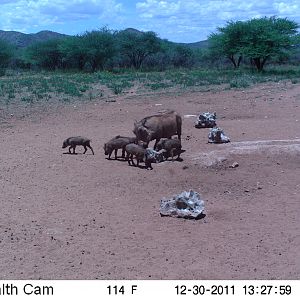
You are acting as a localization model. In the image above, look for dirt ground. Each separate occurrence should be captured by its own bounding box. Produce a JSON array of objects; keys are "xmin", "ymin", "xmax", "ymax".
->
[{"xmin": 0, "ymin": 81, "xmax": 300, "ymax": 280}]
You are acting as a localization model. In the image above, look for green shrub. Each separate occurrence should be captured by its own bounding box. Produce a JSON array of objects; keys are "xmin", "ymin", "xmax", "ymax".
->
[{"xmin": 230, "ymin": 75, "xmax": 253, "ymax": 88}]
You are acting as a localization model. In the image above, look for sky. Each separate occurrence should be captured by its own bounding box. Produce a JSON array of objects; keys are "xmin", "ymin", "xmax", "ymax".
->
[{"xmin": 0, "ymin": 0, "xmax": 299, "ymax": 43}]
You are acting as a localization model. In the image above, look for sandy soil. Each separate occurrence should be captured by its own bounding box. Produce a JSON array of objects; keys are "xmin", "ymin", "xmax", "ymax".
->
[{"xmin": 0, "ymin": 81, "xmax": 300, "ymax": 280}]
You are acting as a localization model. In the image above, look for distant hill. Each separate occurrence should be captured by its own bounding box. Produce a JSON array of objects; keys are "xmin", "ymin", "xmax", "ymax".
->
[
  {"xmin": 122, "ymin": 28, "xmax": 144, "ymax": 35},
  {"xmin": 121, "ymin": 28, "xmax": 209, "ymax": 49},
  {"xmin": 122, "ymin": 28, "xmax": 209, "ymax": 49},
  {"xmin": 0, "ymin": 28, "xmax": 208, "ymax": 49},
  {"xmin": 0, "ymin": 30, "xmax": 68, "ymax": 48},
  {"xmin": 184, "ymin": 40, "xmax": 210, "ymax": 49}
]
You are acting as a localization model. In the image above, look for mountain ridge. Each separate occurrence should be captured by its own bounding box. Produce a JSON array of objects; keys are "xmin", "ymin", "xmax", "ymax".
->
[
  {"xmin": 0, "ymin": 30, "xmax": 68, "ymax": 48},
  {"xmin": 0, "ymin": 28, "xmax": 208, "ymax": 49}
]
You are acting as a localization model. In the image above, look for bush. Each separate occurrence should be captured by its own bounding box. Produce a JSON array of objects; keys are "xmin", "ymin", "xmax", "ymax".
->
[{"xmin": 230, "ymin": 76, "xmax": 253, "ymax": 88}]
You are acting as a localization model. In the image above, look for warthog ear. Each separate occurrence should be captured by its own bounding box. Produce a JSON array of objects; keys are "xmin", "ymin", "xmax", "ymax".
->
[{"xmin": 133, "ymin": 121, "xmax": 137, "ymax": 134}]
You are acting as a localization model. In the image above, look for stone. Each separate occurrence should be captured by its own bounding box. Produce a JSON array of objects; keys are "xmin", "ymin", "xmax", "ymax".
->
[
  {"xmin": 195, "ymin": 112, "xmax": 217, "ymax": 128},
  {"xmin": 208, "ymin": 127, "xmax": 230, "ymax": 144},
  {"xmin": 144, "ymin": 148, "xmax": 165, "ymax": 163},
  {"xmin": 229, "ymin": 162, "xmax": 239, "ymax": 168},
  {"xmin": 160, "ymin": 190, "xmax": 205, "ymax": 219}
]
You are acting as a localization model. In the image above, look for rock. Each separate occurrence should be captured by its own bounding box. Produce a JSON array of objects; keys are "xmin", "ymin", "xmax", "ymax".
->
[
  {"xmin": 195, "ymin": 112, "xmax": 217, "ymax": 128},
  {"xmin": 208, "ymin": 127, "xmax": 230, "ymax": 144},
  {"xmin": 229, "ymin": 162, "xmax": 239, "ymax": 168},
  {"xmin": 145, "ymin": 148, "xmax": 165, "ymax": 163},
  {"xmin": 160, "ymin": 190, "xmax": 205, "ymax": 219}
]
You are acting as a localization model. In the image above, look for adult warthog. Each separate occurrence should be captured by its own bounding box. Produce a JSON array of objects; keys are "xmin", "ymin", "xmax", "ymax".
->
[{"xmin": 133, "ymin": 110, "xmax": 182, "ymax": 149}]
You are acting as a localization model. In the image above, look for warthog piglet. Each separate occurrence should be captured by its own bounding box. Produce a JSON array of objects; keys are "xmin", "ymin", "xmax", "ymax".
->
[
  {"xmin": 155, "ymin": 138, "xmax": 182, "ymax": 160},
  {"xmin": 62, "ymin": 136, "xmax": 94, "ymax": 155},
  {"xmin": 125, "ymin": 143, "xmax": 152, "ymax": 169},
  {"xmin": 104, "ymin": 135, "xmax": 137, "ymax": 159}
]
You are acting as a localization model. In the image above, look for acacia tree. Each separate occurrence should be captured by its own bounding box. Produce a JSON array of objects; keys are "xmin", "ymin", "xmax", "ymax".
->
[
  {"xmin": 209, "ymin": 21, "xmax": 245, "ymax": 68},
  {"xmin": 241, "ymin": 17, "xmax": 299, "ymax": 71},
  {"xmin": 209, "ymin": 17, "xmax": 299, "ymax": 71},
  {"xmin": 118, "ymin": 30, "xmax": 162, "ymax": 69}
]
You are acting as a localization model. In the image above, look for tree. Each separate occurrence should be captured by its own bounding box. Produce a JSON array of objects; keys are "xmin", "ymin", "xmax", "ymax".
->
[
  {"xmin": 171, "ymin": 45, "xmax": 195, "ymax": 68},
  {"xmin": 118, "ymin": 30, "xmax": 162, "ymax": 69},
  {"xmin": 25, "ymin": 39, "xmax": 63, "ymax": 70},
  {"xmin": 59, "ymin": 36, "xmax": 88, "ymax": 70},
  {"xmin": 209, "ymin": 17, "xmax": 299, "ymax": 71},
  {"xmin": 80, "ymin": 28, "xmax": 116, "ymax": 71},
  {"xmin": 241, "ymin": 17, "xmax": 299, "ymax": 71},
  {"xmin": 208, "ymin": 20, "xmax": 245, "ymax": 68},
  {"xmin": 0, "ymin": 39, "xmax": 14, "ymax": 69}
]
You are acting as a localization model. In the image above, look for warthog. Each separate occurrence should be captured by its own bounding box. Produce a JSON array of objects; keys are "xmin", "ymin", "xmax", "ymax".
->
[
  {"xmin": 125, "ymin": 143, "xmax": 152, "ymax": 169},
  {"xmin": 155, "ymin": 138, "xmax": 182, "ymax": 160},
  {"xmin": 104, "ymin": 135, "xmax": 137, "ymax": 159},
  {"xmin": 62, "ymin": 136, "xmax": 94, "ymax": 155},
  {"xmin": 133, "ymin": 110, "xmax": 182, "ymax": 149}
]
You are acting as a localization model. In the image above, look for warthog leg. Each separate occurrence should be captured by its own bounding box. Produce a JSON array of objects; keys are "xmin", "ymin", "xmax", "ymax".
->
[
  {"xmin": 83, "ymin": 145, "xmax": 94, "ymax": 155},
  {"xmin": 69, "ymin": 145, "xmax": 76, "ymax": 154},
  {"xmin": 83, "ymin": 145, "xmax": 88, "ymax": 154},
  {"xmin": 153, "ymin": 138, "xmax": 160, "ymax": 150},
  {"xmin": 170, "ymin": 148, "xmax": 180, "ymax": 160},
  {"xmin": 121, "ymin": 147, "xmax": 126, "ymax": 158},
  {"xmin": 126, "ymin": 153, "xmax": 133, "ymax": 165},
  {"xmin": 88, "ymin": 145, "xmax": 94, "ymax": 155}
]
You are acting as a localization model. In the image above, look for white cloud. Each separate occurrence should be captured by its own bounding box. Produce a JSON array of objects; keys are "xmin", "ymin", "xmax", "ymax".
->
[
  {"xmin": 0, "ymin": 0, "xmax": 299, "ymax": 42},
  {"xmin": 274, "ymin": 1, "xmax": 299, "ymax": 15},
  {"xmin": 0, "ymin": 0, "xmax": 123, "ymax": 33},
  {"xmin": 135, "ymin": 0, "xmax": 300, "ymax": 42},
  {"xmin": 136, "ymin": 0, "xmax": 180, "ymax": 16}
]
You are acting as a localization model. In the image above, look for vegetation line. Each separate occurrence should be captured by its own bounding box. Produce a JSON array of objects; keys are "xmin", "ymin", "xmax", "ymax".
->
[{"xmin": 0, "ymin": 16, "xmax": 299, "ymax": 104}]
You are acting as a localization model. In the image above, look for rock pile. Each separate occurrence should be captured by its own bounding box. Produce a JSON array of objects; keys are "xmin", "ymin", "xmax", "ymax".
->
[
  {"xmin": 195, "ymin": 112, "xmax": 217, "ymax": 128},
  {"xmin": 208, "ymin": 127, "xmax": 230, "ymax": 144},
  {"xmin": 160, "ymin": 190, "xmax": 205, "ymax": 219}
]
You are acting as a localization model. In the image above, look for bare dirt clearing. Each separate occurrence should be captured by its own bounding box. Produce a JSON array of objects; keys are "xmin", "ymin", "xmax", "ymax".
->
[{"xmin": 0, "ymin": 81, "xmax": 300, "ymax": 279}]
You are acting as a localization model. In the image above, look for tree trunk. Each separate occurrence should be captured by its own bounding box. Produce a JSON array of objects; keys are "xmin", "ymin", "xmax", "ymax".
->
[
  {"xmin": 228, "ymin": 55, "xmax": 237, "ymax": 68},
  {"xmin": 261, "ymin": 56, "xmax": 269, "ymax": 71},
  {"xmin": 237, "ymin": 56, "xmax": 242, "ymax": 67},
  {"xmin": 253, "ymin": 58, "xmax": 263, "ymax": 71}
]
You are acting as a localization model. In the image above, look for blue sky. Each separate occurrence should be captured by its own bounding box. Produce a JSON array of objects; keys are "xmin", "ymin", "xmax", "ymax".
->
[{"xmin": 0, "ymin": 0, "xmax": 299, "ymax": 42}]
